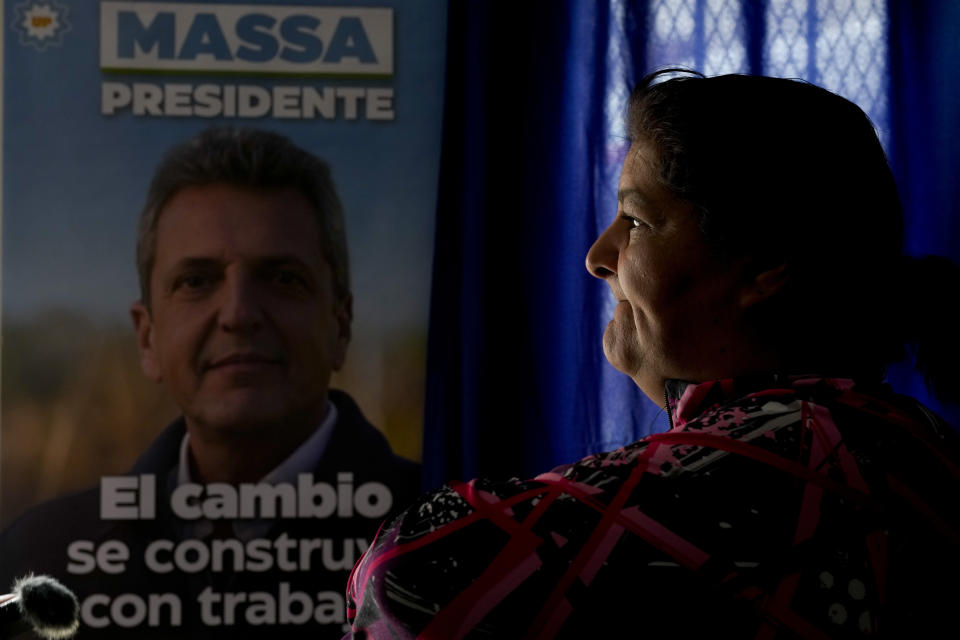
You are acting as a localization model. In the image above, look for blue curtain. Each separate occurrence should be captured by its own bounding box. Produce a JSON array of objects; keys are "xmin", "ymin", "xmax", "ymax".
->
[
  {"xmin": 885, "ymin": 0, "xmax": 960, "ymax": 430},
  {"xmin": 422, "ymin": 0, "xmax": 960, "ymax": 489}
]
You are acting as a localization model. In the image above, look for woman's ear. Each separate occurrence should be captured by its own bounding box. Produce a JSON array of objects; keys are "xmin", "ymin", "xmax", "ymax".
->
[{"xmin": 739, "ymin": 261, "xmax": 789, "ymax": 309}]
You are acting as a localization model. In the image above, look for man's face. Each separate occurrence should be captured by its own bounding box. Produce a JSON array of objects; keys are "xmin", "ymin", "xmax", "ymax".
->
[
  {"xmin": 131, "ymin": 183, "xmax": 351, "ymax": 435},
  {"xmin": 586, "ymin": 143, "xmax": 748, "ymax": 403}
]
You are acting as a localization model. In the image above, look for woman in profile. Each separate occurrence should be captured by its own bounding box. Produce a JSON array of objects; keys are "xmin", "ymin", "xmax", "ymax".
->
[{"xmin": 343, "ymin": 72, "xmax": 960, "ymax": 638}]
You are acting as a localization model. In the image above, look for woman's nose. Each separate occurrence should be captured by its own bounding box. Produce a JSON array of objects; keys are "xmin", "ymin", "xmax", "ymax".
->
[{"xmin": 585, "ymin": 224, "xmax": 619, "ymax": 279}]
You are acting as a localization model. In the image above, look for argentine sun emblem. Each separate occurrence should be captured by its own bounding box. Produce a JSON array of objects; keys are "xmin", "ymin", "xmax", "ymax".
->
[{"xmin": 12, "ymin": 1, "xmax": 72, "ymax": 51}]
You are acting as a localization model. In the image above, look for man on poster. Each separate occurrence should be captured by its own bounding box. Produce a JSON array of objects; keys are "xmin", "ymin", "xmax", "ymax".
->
[{"xmin": 0, "ymin": 127, "xmax": 421, "ymax": 639}]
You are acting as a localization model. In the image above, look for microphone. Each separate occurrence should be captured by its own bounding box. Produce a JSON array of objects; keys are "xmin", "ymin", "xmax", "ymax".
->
[{"xmin": 0, "ymin": 575, "xmax": 79, "ymax": 639}]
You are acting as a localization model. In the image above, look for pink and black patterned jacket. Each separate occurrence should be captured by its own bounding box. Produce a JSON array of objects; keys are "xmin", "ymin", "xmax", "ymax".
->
[{"xmin": 344, "ymin": 376, "xmax": 960, "ymax": 638}]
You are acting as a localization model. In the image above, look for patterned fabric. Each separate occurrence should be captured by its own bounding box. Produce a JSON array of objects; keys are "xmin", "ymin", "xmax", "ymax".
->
[{"xmin": 344, "ymin": 376, "xmax": 960, "ymax": 638}]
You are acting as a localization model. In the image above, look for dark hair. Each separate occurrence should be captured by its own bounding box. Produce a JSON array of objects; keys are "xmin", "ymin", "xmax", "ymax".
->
[
  {"xmin": 136, "ymin": 126, "xmax": 349, "ymax": 307},
  {"xmin": 627, "ymin": 69, "xmax": 960, "ymax": 402}
]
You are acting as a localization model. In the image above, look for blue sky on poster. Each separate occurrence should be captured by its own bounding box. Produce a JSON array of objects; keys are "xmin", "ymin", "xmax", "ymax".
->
[{"xmin": 2, "ymin": 0, "xmax": 447, "ymax": 341}]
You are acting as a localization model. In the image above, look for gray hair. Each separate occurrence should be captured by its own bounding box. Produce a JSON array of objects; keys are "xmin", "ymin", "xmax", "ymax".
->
[{"xmin": 136, "ymin": 126, "xmax": 349, "ymax": 307}]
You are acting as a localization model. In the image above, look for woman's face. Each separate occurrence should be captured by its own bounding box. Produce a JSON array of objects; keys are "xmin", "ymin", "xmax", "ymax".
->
[{"xmin": 586, "ymin": 142, "xmax": 752, "ymax": 404}]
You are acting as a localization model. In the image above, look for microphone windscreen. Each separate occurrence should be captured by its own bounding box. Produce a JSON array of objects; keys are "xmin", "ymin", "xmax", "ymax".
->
[{"xmin": 12, "ymin": 575, "xmax": 79, "ymax": 640}]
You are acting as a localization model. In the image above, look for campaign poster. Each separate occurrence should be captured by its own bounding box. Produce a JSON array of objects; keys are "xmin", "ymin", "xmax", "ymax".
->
[{"xmin": 0, "ymin": 1, "xmax": 446, "ymax": 637}]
